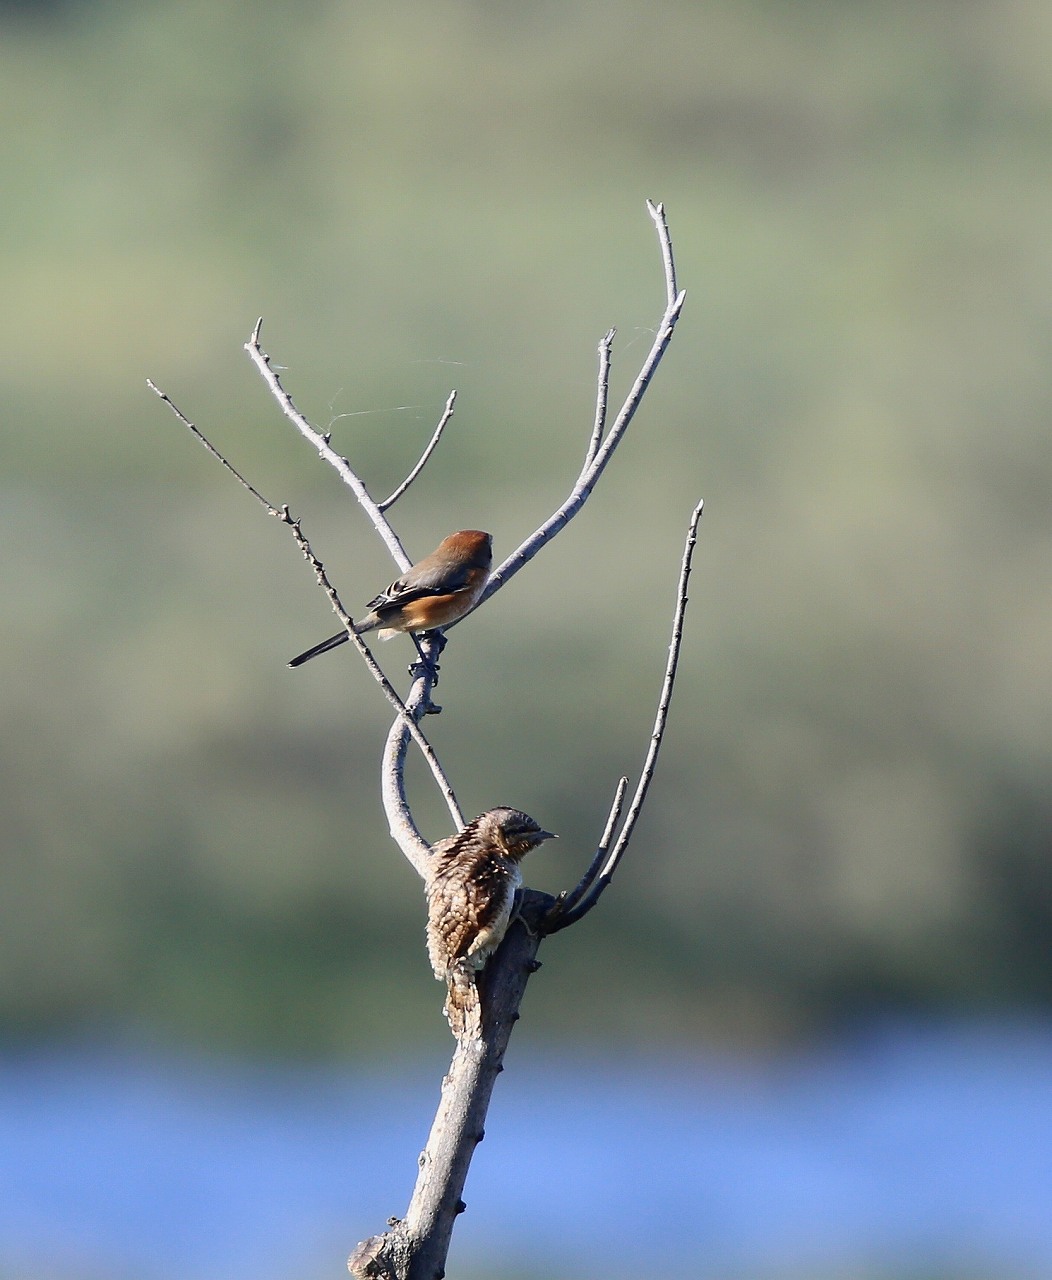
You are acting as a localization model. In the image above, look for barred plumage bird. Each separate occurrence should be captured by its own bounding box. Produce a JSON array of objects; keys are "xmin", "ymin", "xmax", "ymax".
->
[{"xmin": 425, "ymin": 807, "xmax": 556, "ymax": 1041}]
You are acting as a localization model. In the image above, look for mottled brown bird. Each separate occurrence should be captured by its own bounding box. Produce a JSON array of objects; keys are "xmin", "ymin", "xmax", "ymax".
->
[
  {"xmin": 426, "ymin": 807, "xmax": 557, "ymax": 1041},
  {"xmin": 288, "ymin": 530, "xmax": 492, "ymax": 668}
]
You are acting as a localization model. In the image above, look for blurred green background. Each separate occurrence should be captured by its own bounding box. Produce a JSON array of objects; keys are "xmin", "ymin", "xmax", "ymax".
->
[{"xmin": 3, "ymin": 0, "xmax": 1052, "ymax": 1067}]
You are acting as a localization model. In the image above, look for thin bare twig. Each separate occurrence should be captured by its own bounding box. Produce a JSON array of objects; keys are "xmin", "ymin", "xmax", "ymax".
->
[
  {"xmin": 379, "ymin": 391, "xmax": 457, "ymax": 511},
  {"xmin": 581, "ymin": 202, "xmax": 682, "ymax": 485},
  {"xmin": 584, "ymin": 328, "xmax": 615, "ymax": 467},
  {"xmin": 547, "ymin": 498, "xmax": 704, "ymax": 932},
  {"xmin": 649, "ymin": 196, "xmax": 680, "ymax": 310},
  {"xmin": 548, "ymin": 775, "xmax": 629, "ymax": 922},
  {"xmin": 146, "ymin": 381, "xmax": 273, "ymax": 506},
  {"xmin": 597, "ymin": 773, "xmax": 630, "ymax": 858},
  {"xmin": 146, "ymin": 380, "xmax": 463, "ymax": 838},
  {"xmin": 475, "ymin": 200, "xmax": 687, "ymax": 608},
  {"xmin": 243, "ymin": 318, "xmax": 412, "ymax": 574},
  {"xmin": 288, "ymin": 527, "xmax": 464, "ymax": 839}
]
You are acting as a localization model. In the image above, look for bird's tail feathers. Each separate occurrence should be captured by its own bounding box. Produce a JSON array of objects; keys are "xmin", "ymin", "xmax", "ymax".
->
[
  {"xmin": 287, "ymin": 630, "xmax": 350, "ymax": 668},
  {"xmin": 444, "ymin": 967, "xmax": 482, "ymax": 1042},
  {"xmin": 288, "ymin": 614, "xmax": 385, "ymax": 668}
]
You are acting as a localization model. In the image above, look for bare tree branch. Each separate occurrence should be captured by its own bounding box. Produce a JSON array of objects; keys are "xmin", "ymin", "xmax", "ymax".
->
[
  {"xmin": 239, "ymin": 203, "xmax": 686, "ymax": 878},
  {"xmin": 146, "ymin": 380, "xmax": 464, "ymax": 836},
  {"xmin": 242, "ymin": 322, "xmax": 482, "ymax": 852},
  {"xmin": 473, "ymin": 200, "xmax": 687, "ymax": 608},
  {"xmin": 596, "ymin": 774, "xmax": 631, "ymax": 859},
  {"xmin": 348, "ymin": 888, "xmax": 554, "ymax": 1280},
  {"xmin": 650, "ymin": 196, "xmax": 680, "ymax": 310},
  {"xmin": 350, "ymin": 488, "xmax": 704, "ymax": 1278},
  {"xmin": 287, "ymin": 531, "xmax": 465, "ymax": 840},
  {"xmin": 146, "ymin": 380, "xmax": 275, "ymax": 508},
  {"xmin": 239, "ymin": 321, "xmax": 480, "ymax": 850},
  {"xmin": 584, "ymin": 327, "xmax": 615, "ymax": 467},
  {"xmin": 380, "ymin": 669, "xmax": 456, "ymax": 876},
  {"xmin": 547, "ymin": 498, "xmax": 705, "ymax": 932},
  {"xmin": 243, "ymin": 317, "xmax": 412, "ymax": 574},
  {"xmin": 155, "ymin": 201, "xmax": 699, "ymax": 1280},
  {"xmin": 381, "ymin": 200, "xmax": 685, "ymax": 869},
  {"xmin": 551, "ymin": 774, "xmax": 629, "ymax": 919},
  {"xmin": 379, "ymin": 391, "xmax": 457, "ymax": 512}
]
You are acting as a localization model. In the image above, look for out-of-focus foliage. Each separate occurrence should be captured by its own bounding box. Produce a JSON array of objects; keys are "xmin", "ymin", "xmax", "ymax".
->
[{"xmin": 2, "ymin": 0, "xmax": 1051, "ymax": 1056}]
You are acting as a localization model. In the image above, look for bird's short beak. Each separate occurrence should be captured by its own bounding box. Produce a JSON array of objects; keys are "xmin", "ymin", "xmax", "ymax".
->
[{"xmin": 536, "ymin": 830, "xmax": 557, "ymax": 843}]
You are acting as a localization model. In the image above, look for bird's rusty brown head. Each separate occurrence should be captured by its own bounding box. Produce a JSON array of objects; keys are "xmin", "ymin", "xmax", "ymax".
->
[{"xmin": 439, "ymin": 529, "xmax": 492, "ymax": 568}]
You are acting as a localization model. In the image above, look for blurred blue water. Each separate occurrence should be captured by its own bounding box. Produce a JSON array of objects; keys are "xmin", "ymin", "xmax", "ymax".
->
[{"xmin": 1, "ymin": 1020, "xmax": 1050, "ymax": 1280}]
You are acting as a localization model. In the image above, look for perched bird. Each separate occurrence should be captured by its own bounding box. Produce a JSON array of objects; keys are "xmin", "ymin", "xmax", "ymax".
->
[
  {"xmin": 426, "ymin": 807, "xmax": 556, "ymax": 1042},
  {"xmin": 288, "ymin": 530, "xmax": 492, "ymax": 668}
]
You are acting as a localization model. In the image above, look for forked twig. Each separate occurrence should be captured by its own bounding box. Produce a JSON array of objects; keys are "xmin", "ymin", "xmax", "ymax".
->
[
  {"xmin": 243, "ymin": 204, "xmax": 685, "ymax": 632},
  {"xmin": 239, "ymin": 203, "xmax": 688, "ymax": 878},
  {"xmin": 146, "ymin": 379, "xmax": 462, "ymax": 848},
  {"xmin": 475, "ymin": 200, "xmax": 686, "ymax": 607},
  {"xmin": 243, "ymin": 319, "xmax": 412, "ymax": 574},
  {"xmin": 550, "ymin": 774, "xmax": 629, "ymax": 919},
  {"xmin": 547, "ymin": 498, "xmax": 704, "ymax": 932}
]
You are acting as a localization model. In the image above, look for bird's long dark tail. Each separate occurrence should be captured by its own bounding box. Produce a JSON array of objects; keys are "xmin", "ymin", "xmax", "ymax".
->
[{"xmin": 287, "ymin": 630, "xmax": 351, "ymax": 668}]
